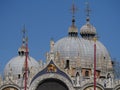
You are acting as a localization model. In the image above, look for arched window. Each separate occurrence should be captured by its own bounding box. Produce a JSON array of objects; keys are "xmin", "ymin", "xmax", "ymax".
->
[
  {"xmin": 18, "ymin": 74, "xmax": 20, "ymax": 79},
  {"xmin": 76, "ymin": 72, "xmax": 80, "ymax": 77},
  {"xmin": 64, "ymin": 60, "xmax": 70, "ymax": 69},
  {"xmin": 85, "ymin": 71, "xmax": 89, "ymax": 77}
]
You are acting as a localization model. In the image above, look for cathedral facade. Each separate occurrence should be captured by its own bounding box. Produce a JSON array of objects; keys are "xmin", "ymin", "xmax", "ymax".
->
[{"xmin": 0, "ymin": 2, "xmax": 120, "ymax": 90}]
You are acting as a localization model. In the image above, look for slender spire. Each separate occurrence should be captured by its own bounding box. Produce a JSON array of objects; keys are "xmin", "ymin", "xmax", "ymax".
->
[
  {"xmin": 68, "ymin": 0, "xmax": 78, "ymax": 37},
  {"xmin": 85, "ymin": 1, "xmax": 91, "ymax": 22}
]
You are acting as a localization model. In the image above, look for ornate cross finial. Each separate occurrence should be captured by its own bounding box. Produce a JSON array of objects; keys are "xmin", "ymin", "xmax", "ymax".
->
[
  {"xmin": 70, "ymin": 0, "xmax": 78, "ymax": 24},
  {"xmin": 22, "ymin": 25, "xmax": 26, "ymax": 38},
  {"xmin": 70, "ymin": 0, "xmax": 77, "ymax": 17},
  {"xmin": 22, "ymin": 25, "xmax": 28, "ymax": 44},
  {"xmin": 85, "ymin": 1, "xmax": 91, "ymax": 21},
  {"xmin": 86, "ymin": 1, "xmax": 91, "ymax": 17}
]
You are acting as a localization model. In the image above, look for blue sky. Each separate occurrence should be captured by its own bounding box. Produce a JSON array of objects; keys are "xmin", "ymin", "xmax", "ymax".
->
[{"xmin": 0, "ymin": 0, "xmax": 120, "ymax": 73}]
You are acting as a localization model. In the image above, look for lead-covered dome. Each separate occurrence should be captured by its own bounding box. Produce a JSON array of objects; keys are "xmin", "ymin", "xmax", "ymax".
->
[
  {"xmin": 4, "ymin": 42, "xmax": 40, "ymax": 79},
  {"xmin": 54, "ymin": 37, "xmax": 111, "ymax": 63},
  {"xmin": 4, "ymin": 55, "xmax": 39, "ymax": 77}
]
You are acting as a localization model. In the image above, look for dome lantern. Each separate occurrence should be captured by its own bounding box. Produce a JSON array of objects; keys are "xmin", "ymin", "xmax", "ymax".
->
[
  {"xmin": 68, "ymin": 18, "xmax": 78, "ymax": 37},
  {"xmin": 68, "ymin": 1, "xmax": 78, "ymax": 37}
]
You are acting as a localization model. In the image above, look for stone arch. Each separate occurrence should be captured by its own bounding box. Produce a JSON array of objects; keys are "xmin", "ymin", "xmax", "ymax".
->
[
  {"xmin": 36, "ymin": 78, "xmax": 68, "ymax": 90},
  {"xmin": 29, "ymin": 73, "xmax": 74, "ymax": 90},
  {"xmin": 0, "ymin": 84, "xmax": 20, "ymax": 90},
  {"xmin": 114, "ymin": 84, "xmax": 120, "ymax": 90},
  {"xmin": 81, "ymin": 83, "xmax": 104, "ymax": 90}
]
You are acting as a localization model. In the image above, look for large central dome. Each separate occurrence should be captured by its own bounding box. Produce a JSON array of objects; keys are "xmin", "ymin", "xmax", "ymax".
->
[
  {"xmin": 54, "ymin": 36, "xmax": 111, "ymax": 68},
  {"xmin": 53, "ymin": 15, "xmax": 112, "ymax": 70}
]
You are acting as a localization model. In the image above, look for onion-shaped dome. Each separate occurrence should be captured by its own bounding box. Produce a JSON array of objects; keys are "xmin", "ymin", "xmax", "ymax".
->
[{"xmin": 80, "ymin": 18, "xmax": 96, "ymax": 39}]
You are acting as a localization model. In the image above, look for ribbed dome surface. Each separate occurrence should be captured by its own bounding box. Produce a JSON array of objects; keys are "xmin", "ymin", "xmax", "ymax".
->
[
  {"xmin": 54, "ymin": 36, "xmax": 111, "ymax": 68},
  {"xmin": 4, "ymin": 56, "xmax": 40, "ymax": 77},
  {"xmin": 54, "ymin": 37, "xmax": 82, "ymax": 60}
]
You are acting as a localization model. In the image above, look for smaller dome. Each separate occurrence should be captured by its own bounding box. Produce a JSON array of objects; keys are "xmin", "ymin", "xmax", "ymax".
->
[
  {"xmin": 80, "ymin": 21, "xmax": 96, "ymax": 39},
  {"xmin": 4, "ymin": 56, "xmax": 40, "ymax": 78}
]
